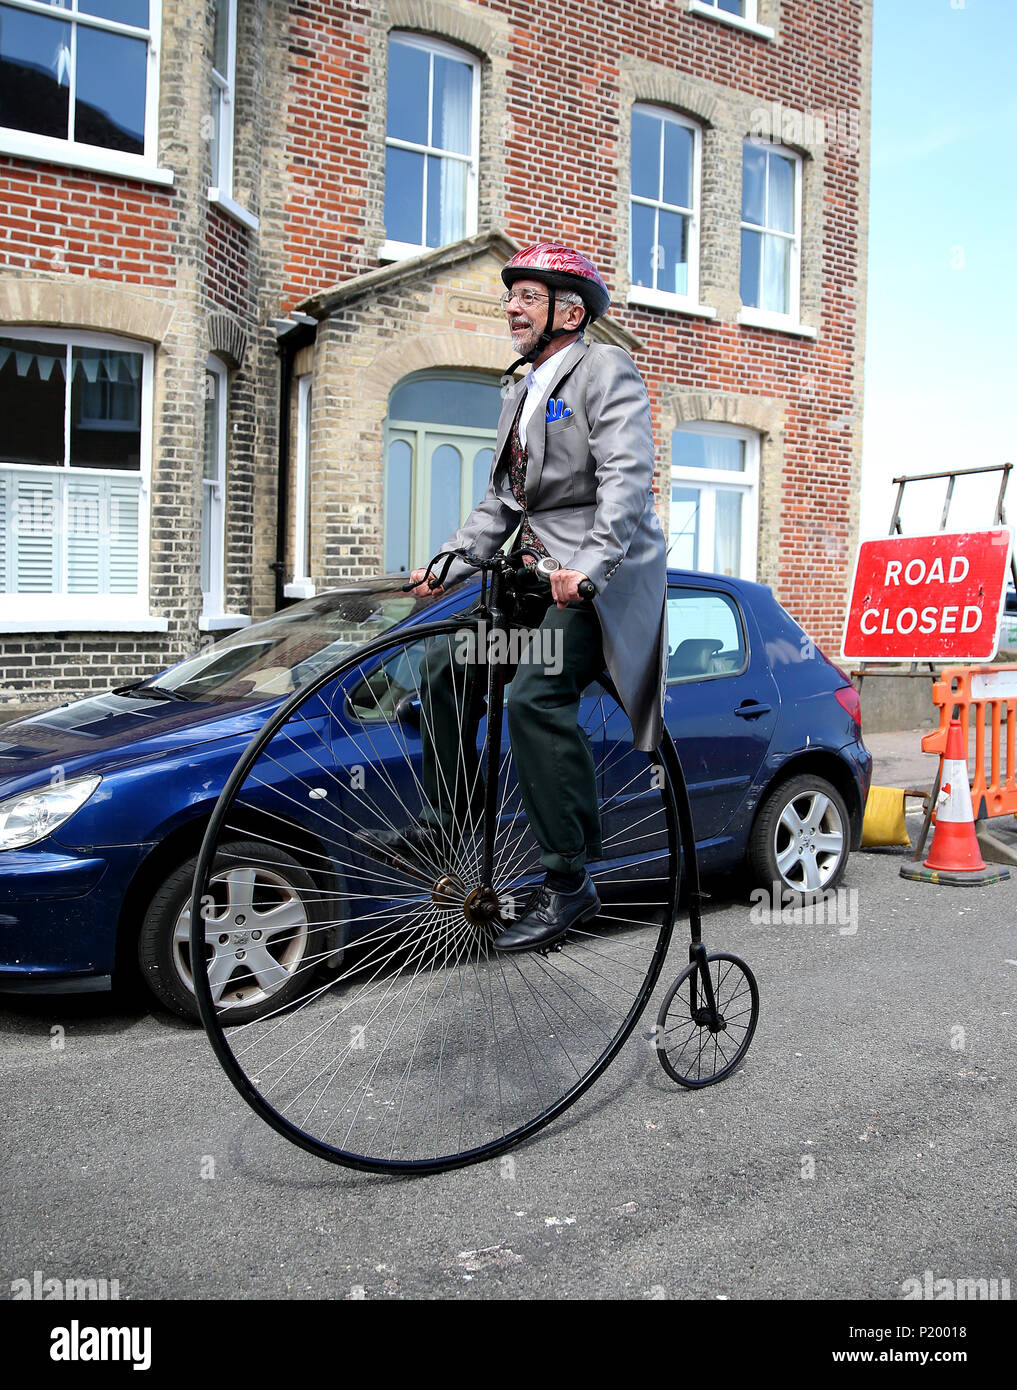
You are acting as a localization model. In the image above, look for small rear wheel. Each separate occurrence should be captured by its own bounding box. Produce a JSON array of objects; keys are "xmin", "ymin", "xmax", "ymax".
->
[{"xmin": 655, "ymin": 952, "xmax": 758, "ymax": 1088}]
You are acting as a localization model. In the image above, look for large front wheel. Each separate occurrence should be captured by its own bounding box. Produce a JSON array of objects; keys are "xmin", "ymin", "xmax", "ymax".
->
[{"xmin": 191, "ymin": 619, "xmax": 682, "ymax": 1174}]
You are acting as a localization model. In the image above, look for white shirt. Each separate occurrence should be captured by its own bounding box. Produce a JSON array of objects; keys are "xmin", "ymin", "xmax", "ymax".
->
[{"xmin": 519, "ymin": 340, "xmax": 581, "ymax": 437}]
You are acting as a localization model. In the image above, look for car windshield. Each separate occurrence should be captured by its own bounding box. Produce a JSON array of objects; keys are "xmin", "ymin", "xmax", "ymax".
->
[{"xmin": 149, "ymin": 578, "xmax": 460, "ymax": 703}]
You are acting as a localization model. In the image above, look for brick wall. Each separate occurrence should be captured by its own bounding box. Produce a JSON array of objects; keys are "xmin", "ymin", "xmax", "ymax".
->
[{"xmin": 0, "ymin": 159, "xmax": 178, "ymax": 285}]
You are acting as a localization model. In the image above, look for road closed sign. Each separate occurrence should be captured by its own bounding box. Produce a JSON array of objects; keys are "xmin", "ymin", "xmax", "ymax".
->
[{"xmin": 843, "ymin": 528, "xmax": 1012, "ymax": 662}]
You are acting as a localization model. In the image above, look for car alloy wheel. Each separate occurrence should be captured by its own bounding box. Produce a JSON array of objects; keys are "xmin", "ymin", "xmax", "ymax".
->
[
  {"xmin": 138, "ymin": 838, "xmax": 327, "ymax": 1024},
  {"xmin": 174, "ymin": 863, "xmax": 310, "ymax": 1010},
  {"xmin": 749, "ymin": 773, "xmax": 849, "ymax": 900}
]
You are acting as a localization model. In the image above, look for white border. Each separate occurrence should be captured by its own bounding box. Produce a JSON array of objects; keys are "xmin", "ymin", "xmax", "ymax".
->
[{"xmin": 290, "ymin": 372, "xmax": 314, "ymax": 591}]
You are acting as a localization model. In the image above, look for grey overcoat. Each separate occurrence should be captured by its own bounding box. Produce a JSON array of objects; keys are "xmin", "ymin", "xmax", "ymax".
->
[{"xmin": 440, "ymin": 339, "xmax": 668, "ymax": 751}]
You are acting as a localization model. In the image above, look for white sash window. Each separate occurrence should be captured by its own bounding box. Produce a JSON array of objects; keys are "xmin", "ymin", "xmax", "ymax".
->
[
  {"xmin": 381, "ymin": 33, "xmax": 479, "ymax": 260},
  {"xmin": 0, "ymin": 327, "xmax": 155, "ymax": 627},
  {"xmin": 0, "ymin": 0, "xmax": 170, "ymax": 183},
  {"xmin": 669, "ymin": 424, "xmax": 759, "ymax": 581}
]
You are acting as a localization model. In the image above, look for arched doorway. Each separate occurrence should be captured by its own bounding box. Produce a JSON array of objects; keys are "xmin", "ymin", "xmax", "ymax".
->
[{"xmin": 384, "ymin": 371, "xmax": 501, "ymax": 572}]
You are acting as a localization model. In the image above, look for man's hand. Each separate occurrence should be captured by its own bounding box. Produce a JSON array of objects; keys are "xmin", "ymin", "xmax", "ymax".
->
[
  {"xmin": 408, "ymin": 567, "xmax": 443, "ymax": 597},
  {"xmin": 549, "ymin": 568, "xmax": 590, "ymax": 609}
]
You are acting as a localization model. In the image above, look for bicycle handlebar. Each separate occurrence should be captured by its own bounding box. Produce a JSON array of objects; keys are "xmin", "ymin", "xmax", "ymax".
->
[{"xmin": 404, "ymin": 548, "xmax": 597, "ymax": 599}]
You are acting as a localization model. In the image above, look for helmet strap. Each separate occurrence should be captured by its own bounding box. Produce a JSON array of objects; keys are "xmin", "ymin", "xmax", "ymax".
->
[{"xmin": 503, "ymin": 285, "xmax": 587, "ymax": 377}]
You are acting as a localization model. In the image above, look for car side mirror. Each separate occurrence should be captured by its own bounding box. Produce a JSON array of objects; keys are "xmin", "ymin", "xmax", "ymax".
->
[{"xmin": 394, "ymin": 692, "xmax": 421, "ymax": 727}]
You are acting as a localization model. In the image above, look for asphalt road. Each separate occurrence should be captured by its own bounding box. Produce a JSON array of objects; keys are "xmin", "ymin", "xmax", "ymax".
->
[{"xmin": 3, "ymin": 836, "xmax": 1015, "ymax": 1303}]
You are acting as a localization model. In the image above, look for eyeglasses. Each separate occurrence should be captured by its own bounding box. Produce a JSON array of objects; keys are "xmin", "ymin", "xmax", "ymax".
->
[{"xmin": 500, "ymin": 289, "xmax": 551, "ymax": 309}]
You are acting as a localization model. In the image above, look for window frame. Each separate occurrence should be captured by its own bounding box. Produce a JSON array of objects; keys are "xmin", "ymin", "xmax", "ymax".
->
[
  {"xmin": 665, "ymin": 582, "xmax": 750, "ymax": 686},
  {"xmin": 627, "ymin": 103, "xmax": 703, "ymax": 313},
  {"xmin": 687, "ymin": 0, "xmax": 775, "ymax": 41},
  {"xmin": 380, "ymin": 31, "xmax": 481, "ymax": 262},
  {"xmin": 284, "ymin": 373, "xmax": 315, "ymax": 600},
  {"xmin": 0, "ymin": 324, "xmax": 159, "ymax": 629},
  {"xmin": 0, "ymin": 0, "xmax": 173, "ymax": 185},
  {"xmin": 205, "ymin": 0, "xmax": 257, "ymax": 228},
  {"xmin": 738, "ymin": 139, "xmax": 804, "ymax": 329},
  {"xmin": 668, "ymin": 422, "xmax": 760, "ymax": 582},
  {"xmin": 200, "ymin": 355, "xmax": 227, "ymax": 621}
]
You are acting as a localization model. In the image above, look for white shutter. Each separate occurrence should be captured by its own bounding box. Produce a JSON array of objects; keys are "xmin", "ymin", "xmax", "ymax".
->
[
  {"xmin": 66, "ymin": 474, "xmax": 102, "ymax": 594},
  {"xmin": 108, "ymin": 476, "xmax": 140, "ymax": 594},
  {"xmin": 14, "ymin": 473, "xmax": 57, "ymax": 593}
]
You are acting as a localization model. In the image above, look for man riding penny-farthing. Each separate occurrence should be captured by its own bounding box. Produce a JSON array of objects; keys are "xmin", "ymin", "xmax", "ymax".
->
[{"xmin": 190, "ymin": 242, "xmax": 758, "ymax": 1174}]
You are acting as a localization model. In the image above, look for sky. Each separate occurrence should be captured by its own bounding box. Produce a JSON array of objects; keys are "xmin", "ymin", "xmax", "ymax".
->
[{"xmin": 861, "ymin": 0, "xmax": 1017, "ymax": 541}]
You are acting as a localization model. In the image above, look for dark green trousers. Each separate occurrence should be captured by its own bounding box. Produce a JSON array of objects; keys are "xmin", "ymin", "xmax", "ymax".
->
[{"xmin": 418, "ymin": 572, "xmax": 604, "ymax": 875}]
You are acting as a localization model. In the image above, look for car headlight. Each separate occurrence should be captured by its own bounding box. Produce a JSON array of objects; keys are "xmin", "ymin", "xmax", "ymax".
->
[{"xmin": 0, "ymin": 775, "xmax": 102, "ymax": 851}]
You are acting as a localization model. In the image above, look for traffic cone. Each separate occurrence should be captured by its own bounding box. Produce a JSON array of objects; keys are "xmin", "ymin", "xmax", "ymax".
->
[{"xmin": 900, "ymin": 719, "xmax": 1009, "ymax": 886}]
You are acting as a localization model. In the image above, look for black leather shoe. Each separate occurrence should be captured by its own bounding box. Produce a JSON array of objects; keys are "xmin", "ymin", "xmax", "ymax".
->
[
  {"xmin": 358, "ymin": 821, "xmax": 442, "ymax": 869},
  {"xmin": 492, "ymin": 873, "xmax": 600, "ymax": 953}
]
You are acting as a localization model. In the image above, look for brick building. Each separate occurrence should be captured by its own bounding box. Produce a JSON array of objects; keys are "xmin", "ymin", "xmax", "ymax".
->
[{"xmin": 0, "ymin": 0, "xmax": 871, "ymax": 709}]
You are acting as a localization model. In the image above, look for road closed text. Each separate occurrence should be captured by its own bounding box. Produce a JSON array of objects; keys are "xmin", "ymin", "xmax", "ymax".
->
[{"xmin": 860, "ymin": 556, "xmax": 980, "ymax": 638}]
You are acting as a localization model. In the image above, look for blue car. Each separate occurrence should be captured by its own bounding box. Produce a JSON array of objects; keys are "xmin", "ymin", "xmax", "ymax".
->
[{"xmin": 0, "ymin": 569, "xmax": 871, "ymax": 1020}]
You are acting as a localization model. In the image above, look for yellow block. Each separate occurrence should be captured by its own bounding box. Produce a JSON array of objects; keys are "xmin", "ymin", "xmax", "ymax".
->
[{"xmin": 862, "ymin": 785, "xmax": 911, "ymax": 847}]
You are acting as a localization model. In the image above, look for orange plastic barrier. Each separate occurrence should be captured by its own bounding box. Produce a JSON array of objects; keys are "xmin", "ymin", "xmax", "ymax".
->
[{"xmin": 922, "ymin": 664, "xmax": 1017, "ymax": 820}]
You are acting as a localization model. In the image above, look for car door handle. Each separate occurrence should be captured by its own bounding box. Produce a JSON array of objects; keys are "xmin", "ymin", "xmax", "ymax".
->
[{"xmin": 734, "ymin": 700, "xmax": 773, "ymax": 719}]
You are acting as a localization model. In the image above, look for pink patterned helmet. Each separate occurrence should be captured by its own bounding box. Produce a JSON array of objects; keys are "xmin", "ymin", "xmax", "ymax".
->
[{"xmin": 502, "ymin": 242, "xmax": 611, "ymax": 322}]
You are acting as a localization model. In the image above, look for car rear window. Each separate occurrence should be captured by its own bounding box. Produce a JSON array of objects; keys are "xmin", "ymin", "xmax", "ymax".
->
[{"xmin": 666, "ymin": 588, "xmax": 747, "ymax": 682}]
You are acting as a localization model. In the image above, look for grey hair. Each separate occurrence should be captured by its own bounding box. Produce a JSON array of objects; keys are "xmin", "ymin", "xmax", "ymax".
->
[{"xmin": 555, "ymin": 288, "xmax": 584, "ymax": 310}]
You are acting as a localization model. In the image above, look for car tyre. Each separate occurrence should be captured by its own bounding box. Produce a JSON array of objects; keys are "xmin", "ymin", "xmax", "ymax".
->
[
  {"xmin": 748, "ymin": 773, "xmax": 850, "ymax": 902},
  {"xmin": 138, "ymin": 838, "xmax": 329, "ymax": 1024}
]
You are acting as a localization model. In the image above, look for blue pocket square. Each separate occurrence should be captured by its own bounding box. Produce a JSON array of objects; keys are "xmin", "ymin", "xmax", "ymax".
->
[{"xmin": 546, "ymin": 398, "xmax": 573, "ymax": 422}]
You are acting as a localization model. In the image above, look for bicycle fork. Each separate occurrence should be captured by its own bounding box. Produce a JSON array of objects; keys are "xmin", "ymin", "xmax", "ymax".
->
[{"xmin": 662, "ymin": 731, "xmax": 726, "ymax": 1033}]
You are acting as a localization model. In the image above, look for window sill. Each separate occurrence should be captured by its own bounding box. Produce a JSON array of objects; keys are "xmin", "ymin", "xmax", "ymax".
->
[
  {"xmin": 207, "ymin": 188, "xmax": 260, "ymax": 232},
  {"xmin": 283, "ymin": 580, "xmax": 316, "ymax": 600},
  {"xmin": 378, "ymin": 240, "xmax": 428, "ymax": 264},
  {"xmin": 0, "ymin": 615, "xmax": 170, "ymax": 634},
  {"xmin": 687, "ymin": 1, "xmax": 775, "ymax": 40},
  {"xmin": 627, "ymin": 288, "xmax": 717, "ymax": 319},
  {"xmin": 198, "ymin": 614, "xmax": 252, "ymax": 632},
  {"xmin": 0, "ymin": 129, "xmax": 174, "ymax": 185},
  {"xmin": 737, "ymin": 308, "xmax": 817, "ymax": 339}
]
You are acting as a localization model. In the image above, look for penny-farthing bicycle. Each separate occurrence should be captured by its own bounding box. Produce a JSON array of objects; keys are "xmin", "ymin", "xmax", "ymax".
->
[{"xmin": 190, "ymin": 549, "xmax": 759, "ymax": 1174}]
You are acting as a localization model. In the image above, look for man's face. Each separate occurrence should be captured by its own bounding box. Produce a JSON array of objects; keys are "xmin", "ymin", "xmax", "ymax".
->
[{"xmin": 504, "ymin": 278, "xmax": 583, "ymax": 355}]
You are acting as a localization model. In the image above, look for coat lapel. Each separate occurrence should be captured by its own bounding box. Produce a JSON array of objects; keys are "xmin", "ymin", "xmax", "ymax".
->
[{"xmin": 524, "ymin": 339, "xmax": 587, "ymax": 498}]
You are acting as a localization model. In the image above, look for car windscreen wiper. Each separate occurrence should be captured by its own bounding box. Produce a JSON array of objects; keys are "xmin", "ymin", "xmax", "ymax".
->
[{"xmin": 112, "ymin": 681, "xmax": 192, "ymax": 702}]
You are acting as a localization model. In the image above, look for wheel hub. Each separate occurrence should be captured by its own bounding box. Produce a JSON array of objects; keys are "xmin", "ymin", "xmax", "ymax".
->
[
  {"xmin": 693, "ymin": 1007, "xmax": 727, "ymax": 1032},
  {"xmin": 462, "ymin": 885, "xmax": 501, "ymax": 925}
]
